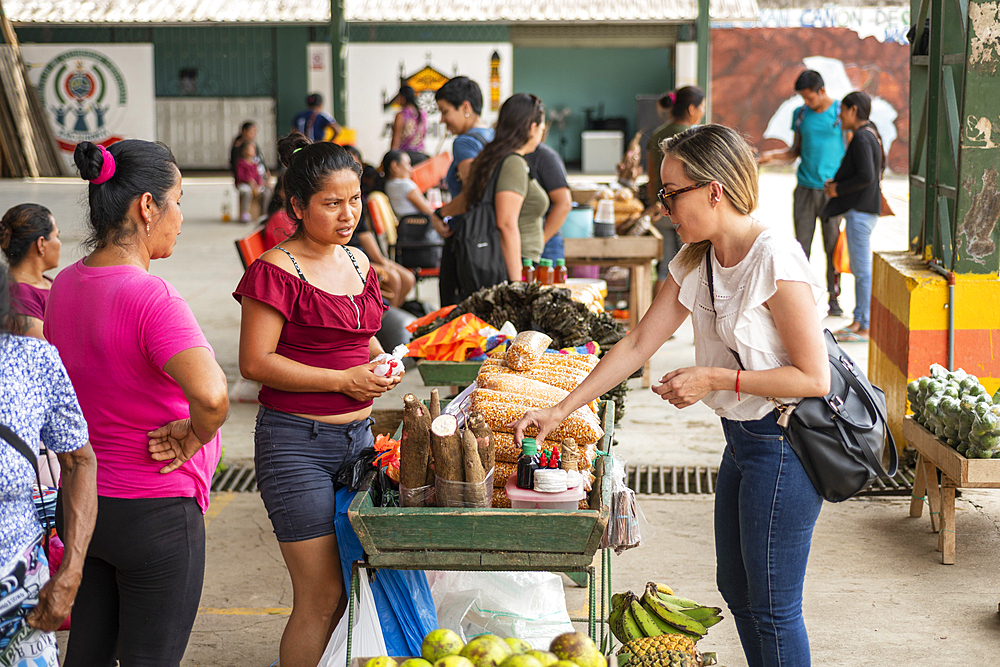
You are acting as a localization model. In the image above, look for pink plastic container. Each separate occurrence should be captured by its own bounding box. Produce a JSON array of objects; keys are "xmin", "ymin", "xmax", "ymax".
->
[{"xmin": 504, "ymin": 474, "xmax": 585, "ymax": 510}]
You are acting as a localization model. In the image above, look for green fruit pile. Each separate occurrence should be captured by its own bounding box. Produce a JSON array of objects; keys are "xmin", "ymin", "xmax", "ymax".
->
[
  {"xmin": 908, "ymin": 364, "xmax": 1000, "ymax": 458},
  {"xmin": 363, "ymin": 629, "xmax": 605, "ymax": 667}
]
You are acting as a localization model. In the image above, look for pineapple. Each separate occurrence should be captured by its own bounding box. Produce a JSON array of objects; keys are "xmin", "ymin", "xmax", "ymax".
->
[
  {"xmin": 628, "ymin": 650, "xmax": 697, "ymax": 667},
  {"xmin": 618, "ymin": 635, "xmax": 697, "ymax": 658}
]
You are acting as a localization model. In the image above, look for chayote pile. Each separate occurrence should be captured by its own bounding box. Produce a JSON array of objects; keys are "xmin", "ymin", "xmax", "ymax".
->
[{"xmin": 907, "ymin": 364, "xmax": 1000, "ymax": 458}]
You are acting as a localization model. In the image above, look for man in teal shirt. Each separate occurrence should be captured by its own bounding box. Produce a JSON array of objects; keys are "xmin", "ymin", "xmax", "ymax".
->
[{"xmin": 760, "ymin": 70, "xmax": 846, "ymax": 316}]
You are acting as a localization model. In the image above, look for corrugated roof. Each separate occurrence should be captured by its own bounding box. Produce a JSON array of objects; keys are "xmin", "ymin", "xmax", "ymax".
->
[{"xmin": 4, "ymin": 0, "xmax": 759, "ymax": 25}]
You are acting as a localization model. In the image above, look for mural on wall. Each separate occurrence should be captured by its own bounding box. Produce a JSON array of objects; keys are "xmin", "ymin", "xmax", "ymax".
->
[{"xmin": 711, "ymin": 25, "xmax": 909, "ymax": 174}]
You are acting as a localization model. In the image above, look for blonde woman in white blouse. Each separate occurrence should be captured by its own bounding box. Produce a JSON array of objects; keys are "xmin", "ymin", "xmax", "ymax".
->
[{"xmin": 514, "ymin": 125, "xmax": 831, "ymax": 667}]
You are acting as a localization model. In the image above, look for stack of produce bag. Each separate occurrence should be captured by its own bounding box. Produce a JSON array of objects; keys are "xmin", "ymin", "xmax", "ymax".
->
[
  {"xmin": 907, "ymin": 363, "xmax": 1000, "ymax": 458},
  {"xmin": 472, "ymin": 331, "xmax": 604, "ymax": 509}
]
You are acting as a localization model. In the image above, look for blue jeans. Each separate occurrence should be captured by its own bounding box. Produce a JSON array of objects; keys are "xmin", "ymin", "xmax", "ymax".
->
[
  {"xmin": 715, "ymin": 412, "xmax": 823, "ymax": 667},
  {"xmin": 541, "ymin": 232, "xmax": 564, "ymax": 261},
  {"xmin": 844, "ymin": 209, "xmax": 878, "ymax": 329}
]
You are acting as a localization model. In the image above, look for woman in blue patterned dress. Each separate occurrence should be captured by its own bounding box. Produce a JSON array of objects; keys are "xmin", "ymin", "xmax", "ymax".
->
[{"xmin": 0, "ymin": 265, "xmax": 97, "ymax": 665}]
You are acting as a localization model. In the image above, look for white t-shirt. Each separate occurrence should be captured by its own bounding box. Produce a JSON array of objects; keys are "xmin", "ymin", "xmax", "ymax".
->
[
  {"xmin": 385, "ymin": 178, "xmax": 420, "ymax": 217},
  {"xmin": 668, "ymin": 228, "xmax": 827, "ymax": 421}
]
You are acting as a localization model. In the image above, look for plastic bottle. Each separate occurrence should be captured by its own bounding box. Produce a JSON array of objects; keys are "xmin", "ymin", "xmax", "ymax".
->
[
  {"xmin": 516, "ymin": 438, "xmax": 540, "ymax": 489},
  {"xmin": 536, "ymin": 259, "xmax": 554, "ymax": 285},
  {"xmin": 555, "ymin": 258, "xmax": 568, "ymax": 284},
  {"xmin": 221, "ymin": 190, "xmax": 232, "ymax": 222},
  {"xmin": 521, "ymin": 258, "xmax": 535, "ymax": 283}
]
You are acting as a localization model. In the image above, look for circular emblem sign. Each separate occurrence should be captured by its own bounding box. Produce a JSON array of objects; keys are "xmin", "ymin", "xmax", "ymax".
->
[{"xmin": 37, "ymin": 49, "xmax": 128, "ymax": 151}]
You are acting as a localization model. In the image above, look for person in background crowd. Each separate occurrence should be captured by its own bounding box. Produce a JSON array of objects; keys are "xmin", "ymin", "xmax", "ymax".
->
[
  {"xmin": 434, "ymin": 76, "xmax": 494, "ymax": 197},
  {"xmin": 381, "ymin": 150, "xmax": 438, "ymax": 222},
  {"xmin": 0, "ymin": 204, "xmax": 62, "ymax": 339},
  {"xmin": 229, "ymin": 121, "xmax": 264, "ymax": 178},
  {"xmin": 235, "ymin": 142, "xmax": 273, "ymax": 223},
  {"xmin": 515, "ymin": 124, "xmax": 831, "ymax": 667},
  {"xmin": 432, "ymin": 93, "xmax": 548, "ymax": 304},
  {"xmin": 388, "ymin": 84, "xmax": 428, "ymax": 163},
  {"xmin": 823, "ymin": 91, "xmax": 884, "ymax": 343},
  {"xmin": 292, "ymin": 93, "xmax": 342, "ymax": 143},
  {"xmin": 646, "ymin": 86, "xmax": 705, "ymax": 296},
  {"xmin": 235, "ymin": 133, "xmax": 402, "ymax": 667},
  {"xmin": 45, "ymin": 139, "xmax": 230, "ymax": 667},
  {"xmin": 758, "ymin": 70, "xmax": 846, "ymax": 317},
  {"xmin": 525, "ymin": 129, "xmax": 572, "ymax": 262},
  {"xmin": 0, "ymin": 263, "xmax": 97, "ymax": 667}
]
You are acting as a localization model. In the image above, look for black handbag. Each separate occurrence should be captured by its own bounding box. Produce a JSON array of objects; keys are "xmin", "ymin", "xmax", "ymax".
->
[
  {"xmin": 705, "ymin": 252, "xmax": 898, "ymax": 502},
  {"xmin": 449, "ymin": 155, "xmax": 516, "ymax": 302}
]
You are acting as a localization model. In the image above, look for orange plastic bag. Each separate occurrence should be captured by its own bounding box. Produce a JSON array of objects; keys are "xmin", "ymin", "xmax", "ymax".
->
[
  {"xmin": 406, "ymin": 312, "xmax": 492, "ymax": 361},
  {"xmin": 833, "ymin": 227, "xmax": 851, "ymax": 274}
]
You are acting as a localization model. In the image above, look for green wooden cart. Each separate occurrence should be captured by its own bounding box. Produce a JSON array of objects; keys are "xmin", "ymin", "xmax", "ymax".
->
[
  {"xmin": 415, "ymin": 359, "xmax": 483, "ymax": 386},
  {"xmin": 344, "ymin": 400, "xmax": 616, "ymax": 665}
]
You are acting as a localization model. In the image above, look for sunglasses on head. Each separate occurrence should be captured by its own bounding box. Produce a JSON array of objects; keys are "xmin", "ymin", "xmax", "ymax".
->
[{"xmin": 657, "ymin": 181, "xmax": 710, "ymax": 215}]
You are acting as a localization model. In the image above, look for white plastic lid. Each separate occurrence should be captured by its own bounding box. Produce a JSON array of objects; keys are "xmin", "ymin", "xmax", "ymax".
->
[{"xmin": 504, "ymin": 473, "xmax": 586, "ymax": 502}]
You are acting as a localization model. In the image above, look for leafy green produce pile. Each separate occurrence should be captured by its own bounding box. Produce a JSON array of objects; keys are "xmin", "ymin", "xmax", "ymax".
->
[{"xmin": 908, "ymin": 364, "xmax": 1000, "ymax": 458}]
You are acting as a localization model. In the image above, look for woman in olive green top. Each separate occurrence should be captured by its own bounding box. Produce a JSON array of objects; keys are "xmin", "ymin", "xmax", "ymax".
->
[
  {"xmin": 646, "ymin": 86, "xmax": 705, "ymax": 296},
  {"xmin": 433, "ymin": 93, "xmax": 547, "ymax": 284}
]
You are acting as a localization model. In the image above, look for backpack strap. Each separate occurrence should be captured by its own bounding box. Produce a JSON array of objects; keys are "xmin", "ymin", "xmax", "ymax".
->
[{"xmin": 480, "ymin": 153, "xmax": 523, "ymax": 206}]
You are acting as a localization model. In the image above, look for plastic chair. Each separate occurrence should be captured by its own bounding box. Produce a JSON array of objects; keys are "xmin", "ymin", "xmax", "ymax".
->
[
  {"xmin": 234, "ymin": 224, "xmax": 268, "ymax": 270},
  {"xmin": 410, "ymin": 152, "xmax": 451, "ymax": 193}
]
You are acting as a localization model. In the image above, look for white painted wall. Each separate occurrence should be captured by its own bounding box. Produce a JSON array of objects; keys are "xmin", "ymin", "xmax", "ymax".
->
[{"xmin": 345, "ymin": 42, "xmax": 513, "ymax": 165}]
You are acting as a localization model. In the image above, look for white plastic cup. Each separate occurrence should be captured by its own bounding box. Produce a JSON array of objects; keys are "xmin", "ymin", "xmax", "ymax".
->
[
  {"xmin": 427, "ymin": 188, "xmax": 442, "ymax": 209},
  {"xmin": 595, "ymin": 198, "xmax": 615, "ymax": 223}
]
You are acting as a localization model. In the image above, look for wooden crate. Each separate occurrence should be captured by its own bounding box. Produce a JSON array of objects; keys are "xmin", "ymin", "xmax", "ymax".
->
[
  {"xmin": 903, "ymin": 416, "xmax": 1000, "ymax": 564},
  {"xmin": 348, "ymin": 400, "xmax": 614, "ymax": 570},
  {"xmin": 415, "ymin": 360, "xmax": 483, "ymax": 386}
]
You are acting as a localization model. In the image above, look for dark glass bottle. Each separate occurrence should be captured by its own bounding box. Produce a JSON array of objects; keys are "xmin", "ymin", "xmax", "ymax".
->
[{"xmin": 516, "ymin": 438, "xmax": 540, "ymax": 489}]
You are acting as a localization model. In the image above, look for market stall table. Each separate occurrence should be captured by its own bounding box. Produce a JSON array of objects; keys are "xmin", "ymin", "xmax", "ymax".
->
[
  {"xmin": 563, "ymin": 236, "xmax": 661, "ymax": 387},
  {"xmin": 345, "ymin": 401, "xmax": 617, "ymax": 666},
  {"xmin": 904, "ymin": 415, "xmax": 1000, "ymax": 564}
]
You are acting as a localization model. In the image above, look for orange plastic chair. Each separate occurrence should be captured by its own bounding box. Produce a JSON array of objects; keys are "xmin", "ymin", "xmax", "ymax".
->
[
  {"xmin": 410, "ymin": 152, "xmax": 452, "ymax": 193},
  {"xmin": 234, "ymin": 225, "xmax": 268, "ymax": 270}
]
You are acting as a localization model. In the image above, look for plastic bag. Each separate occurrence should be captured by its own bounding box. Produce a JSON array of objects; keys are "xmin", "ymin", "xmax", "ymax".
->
[
  {"xmin": 599, "ymin": 454, "xmax": 641, "ymax": 554},
  {"xmin": 435, "ymin": 468, "xmax": 494, "ymax": 507},
  {"xmin": 318, "ymin": 566, "xmax": 388, "ymax": 667},
  {"xmin": 400, "ymin": 483, "xmax": 436, "ymax": 508},
  {"xmin": 427, "ymin": 570, "xmax": 575, "ymax": 649},
  {"xmin": 334, "ymin": 487, "xmax": 439, "ymax": 656},
  {"xmin": 505, "ymin": 331, "xmax": 552, "ymax": 371},
  {"xmin": 336, "ymin": 446, "xmax": 380, "ymax": 491}
]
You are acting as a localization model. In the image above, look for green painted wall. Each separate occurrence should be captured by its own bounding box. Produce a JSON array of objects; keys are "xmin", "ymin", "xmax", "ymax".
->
[
  {"xmin": 274, "ymin": 28, "xmax": 310, "ymax": 135},
  {"xmin": 513, "ymin": 47, "xmax": 673, "ymax": 165}
]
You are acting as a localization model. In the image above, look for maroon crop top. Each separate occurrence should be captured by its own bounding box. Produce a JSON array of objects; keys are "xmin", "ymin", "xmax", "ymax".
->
[{"xmin": 233, "ymin": 251, "xmax": 387, "ymax": 416}]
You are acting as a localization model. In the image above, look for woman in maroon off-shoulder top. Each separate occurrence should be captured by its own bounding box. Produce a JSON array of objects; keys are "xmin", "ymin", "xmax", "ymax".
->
[
  {"xmin": 0, "ymin": 204, "xmax": 62, "ymax": 339},
  {"xmin": 234, "ymin": 133, "xmax": 404, "ymax": 667}
]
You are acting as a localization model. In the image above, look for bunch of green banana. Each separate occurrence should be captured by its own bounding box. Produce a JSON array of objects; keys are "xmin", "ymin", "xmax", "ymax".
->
[{"xmin": 606, "ymin": 583, "xmax": 725, "ymax": 646}]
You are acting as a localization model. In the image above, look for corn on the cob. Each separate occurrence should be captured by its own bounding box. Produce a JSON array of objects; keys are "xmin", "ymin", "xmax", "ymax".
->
[{"xmin": 492, "ymin": 487, "xmax": 511, "ymax": 508}]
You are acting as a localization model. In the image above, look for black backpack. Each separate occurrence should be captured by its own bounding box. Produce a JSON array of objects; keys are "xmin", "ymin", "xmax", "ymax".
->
[{"xmin": 449, "ymin": 154, "xmax": 515, "ymax": 301}]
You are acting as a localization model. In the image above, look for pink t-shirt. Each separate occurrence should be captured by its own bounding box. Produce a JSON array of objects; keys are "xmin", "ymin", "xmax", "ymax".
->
[{"xmin": 43, "ymin": 259, "xmax": 221, "ymax": 513}]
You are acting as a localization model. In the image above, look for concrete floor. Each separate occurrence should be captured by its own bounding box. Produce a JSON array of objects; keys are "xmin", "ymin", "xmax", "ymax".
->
[{"xmin": 4, "ymin": 171, "xmax": 1000, "ymax": 667}]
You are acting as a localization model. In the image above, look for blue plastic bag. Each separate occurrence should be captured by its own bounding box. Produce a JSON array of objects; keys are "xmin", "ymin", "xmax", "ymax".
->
[{"xmin": 335, "ymin": 486, "xmax": 438, "ymax": 656}]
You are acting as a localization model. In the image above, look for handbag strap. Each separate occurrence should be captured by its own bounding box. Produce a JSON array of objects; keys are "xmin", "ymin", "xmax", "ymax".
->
[
  {"xmin": 704, "ymin": 251, "xmax": 745, "ymax": 370},
  {"xmin": 828, "ymin": 352, "xmax": 899, "ymax": 477},
  {"xmin": 0, "ymin": 423, "xmax": 53, "ymax": 547},
  {"xmin": 479, "ymin": 153, "xmax": 520, "ymax": 207}
]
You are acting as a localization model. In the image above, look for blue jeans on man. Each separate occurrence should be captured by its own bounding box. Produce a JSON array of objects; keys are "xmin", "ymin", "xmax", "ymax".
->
[
  {"xmin": 716, "ymin": 412, "xmax": 824, "ymax": 667},
  {"xmin": 541, "ymin": 232, "xmax": 564, "ymax": 261}
]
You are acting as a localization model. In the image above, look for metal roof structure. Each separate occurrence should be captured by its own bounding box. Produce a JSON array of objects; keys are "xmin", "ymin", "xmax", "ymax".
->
[{"xmin": 4, "ymin": 0, "xmax": 759, "ymax": 25}]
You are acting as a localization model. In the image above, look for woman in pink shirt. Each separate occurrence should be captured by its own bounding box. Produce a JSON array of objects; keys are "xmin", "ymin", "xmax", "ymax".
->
[
  {"xmin": 235, "ymin": 133, "xmax": 403, "ymax": 667},
  {"xmin": 0, "ymin": 203, "xmax": 62, "ymax": 339},
  {"xmin": 43, "ymin": 139, "xmax": 230, "ymax": 667}
]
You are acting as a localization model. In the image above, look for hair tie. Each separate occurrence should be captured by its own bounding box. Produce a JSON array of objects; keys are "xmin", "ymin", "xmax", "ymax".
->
[
  {"xmin": 668, "ymin": 93, "xmax": 677, "ymax": 106},
  {"xmin": 293, "ymin": 147, "xmax": 304, "ymax": 154},
  {"xmin": 90, "ymin": 145, "xmax": 116, "ymax": 185}
]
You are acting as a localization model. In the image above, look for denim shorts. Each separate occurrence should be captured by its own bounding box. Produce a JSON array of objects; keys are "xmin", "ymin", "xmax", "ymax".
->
[{"xmin": 254, "ymin": 407, "xmax": 373, "ymax": 542}]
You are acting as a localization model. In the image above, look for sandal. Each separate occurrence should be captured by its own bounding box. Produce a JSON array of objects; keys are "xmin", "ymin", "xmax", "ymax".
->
[{"xmin": 834, "ymin": 330, "xmax": 869, "ymax": 343}]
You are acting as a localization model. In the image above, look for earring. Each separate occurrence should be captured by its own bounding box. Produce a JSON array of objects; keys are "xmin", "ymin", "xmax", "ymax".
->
[
  {"xmin": 146, "ymin": 223, "xmax": 150, "ymax": 236},
  {"xmin": 465, "ymin": 112, "xmax": 470, "ymax": 118}
]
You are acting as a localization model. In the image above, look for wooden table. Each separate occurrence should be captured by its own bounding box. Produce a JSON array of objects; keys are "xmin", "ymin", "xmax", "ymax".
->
[
  {"xmin": 903, "ymin": 416, "xmax": 1000, "ymax": 564},
  {"xmin": 564, "ymin": 235, "xmax": 662, "ymax": 387}
]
